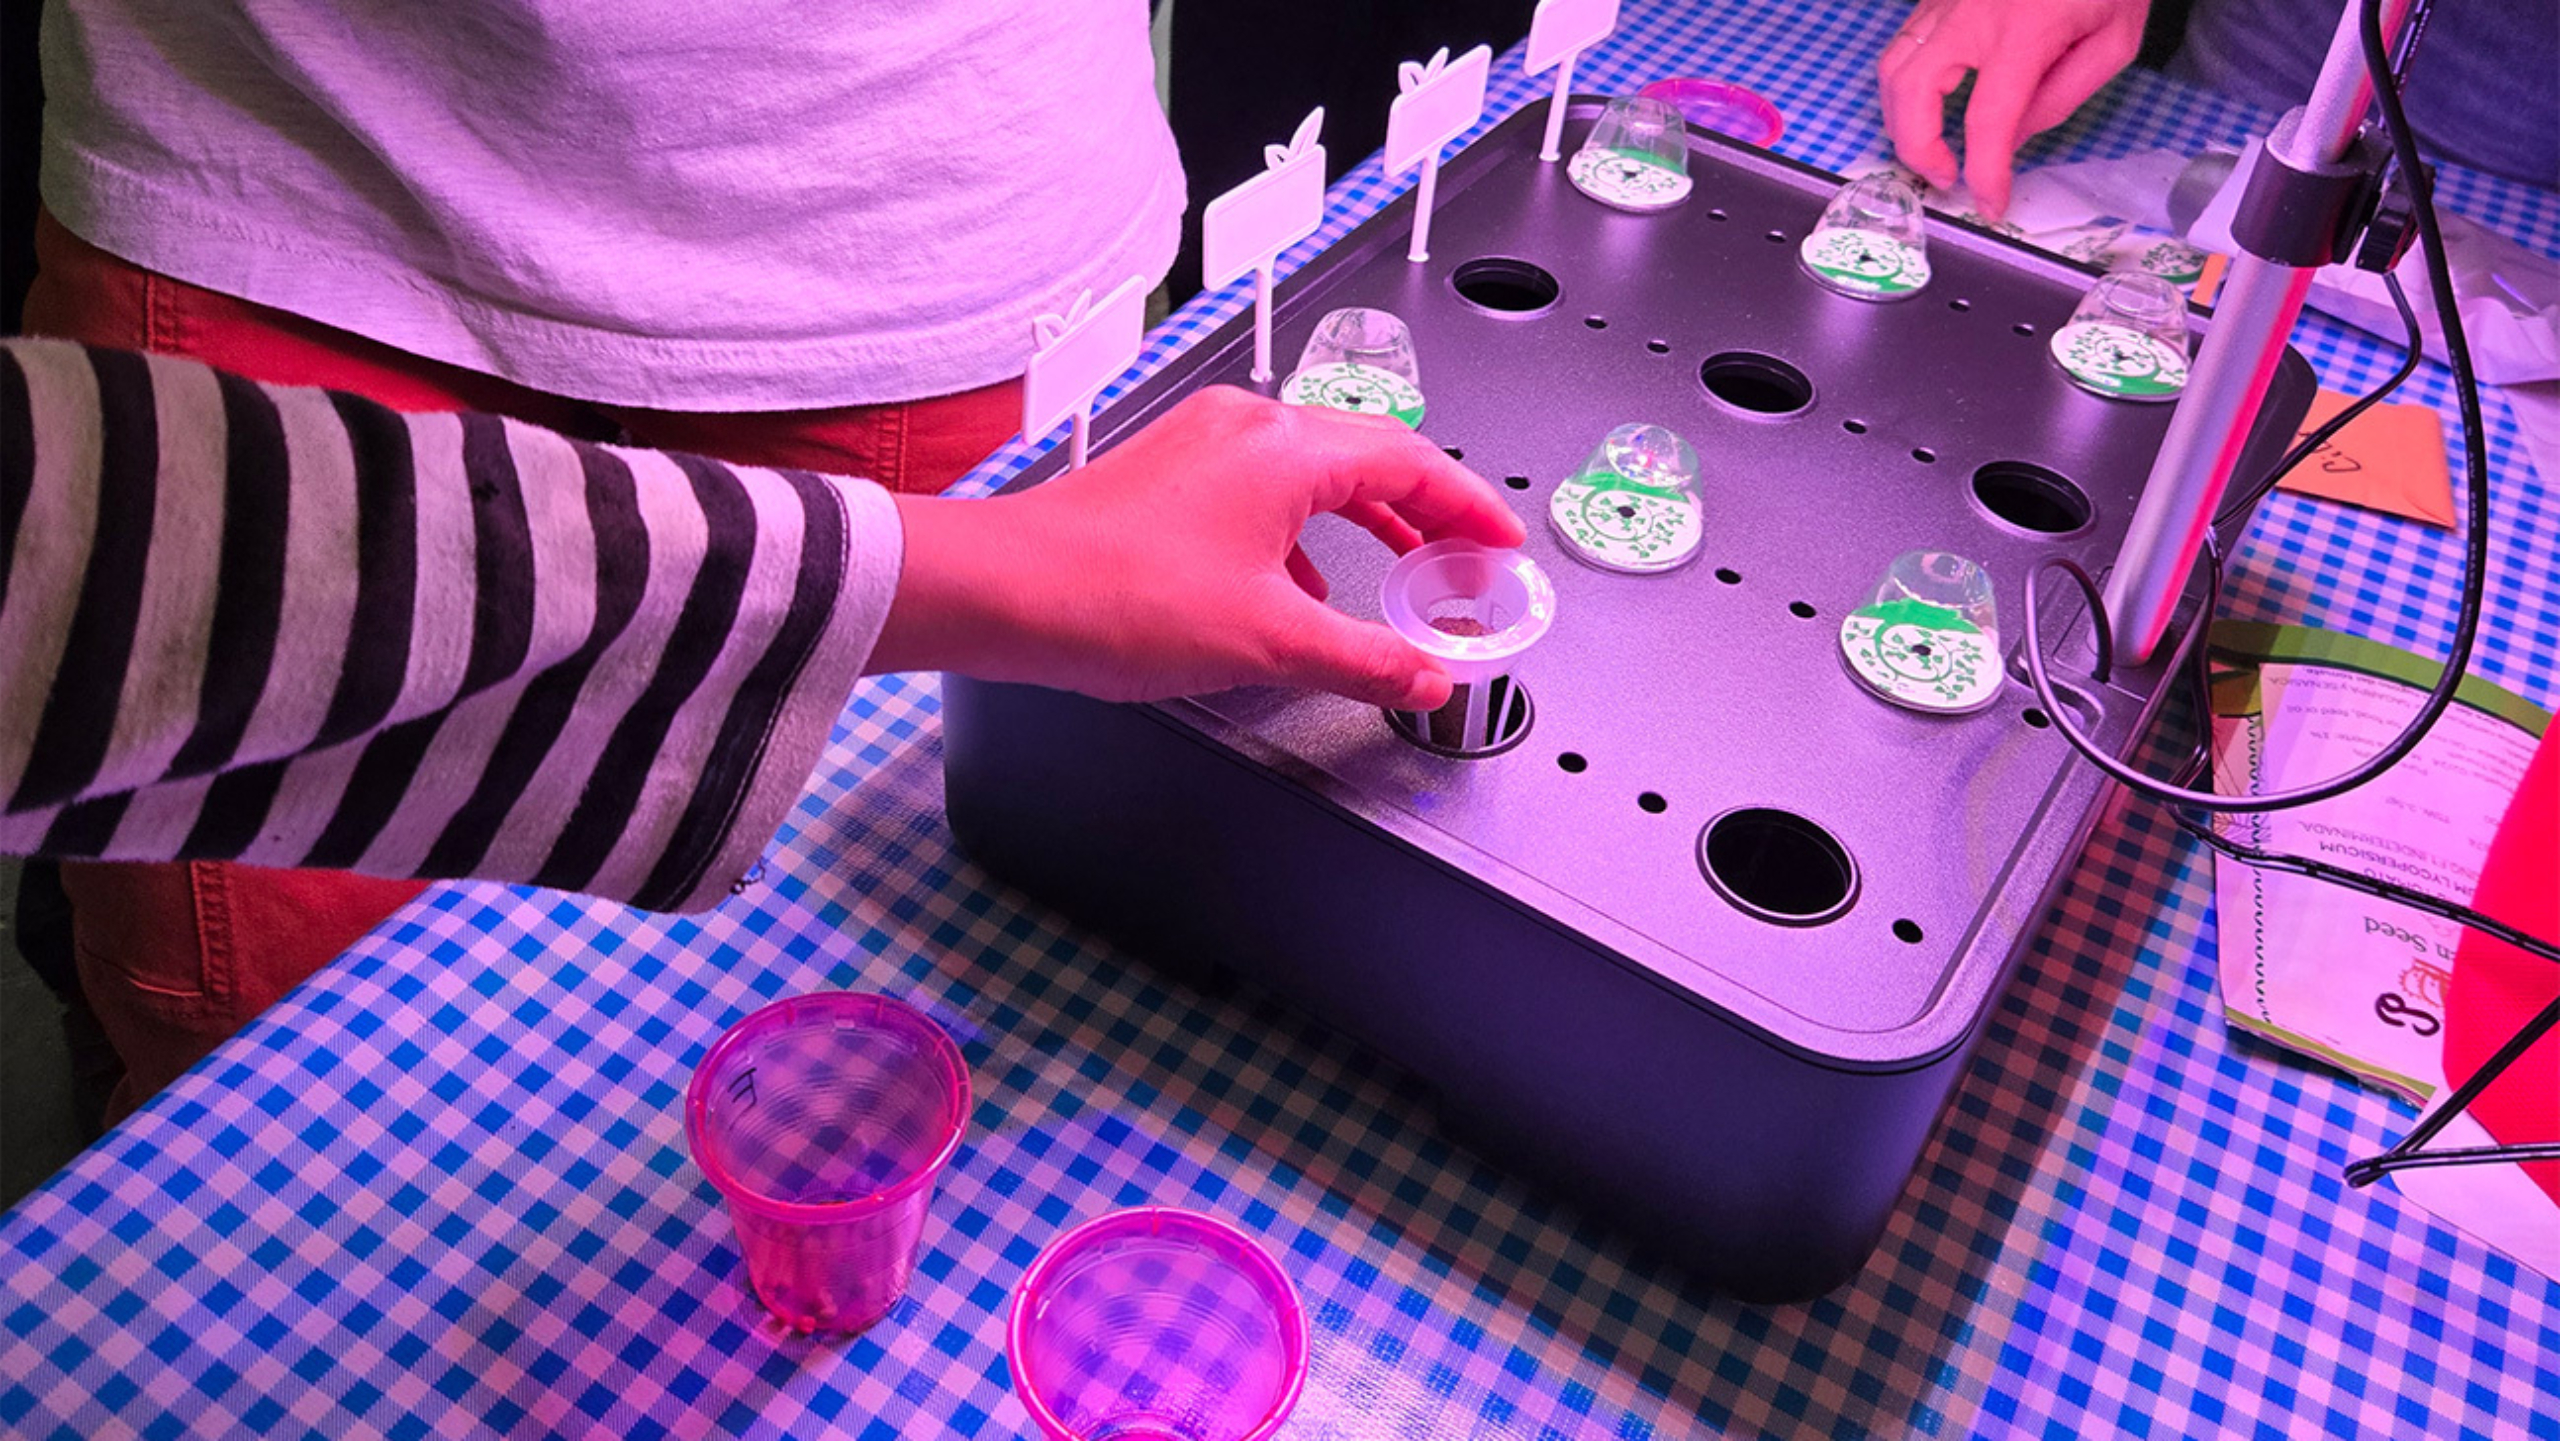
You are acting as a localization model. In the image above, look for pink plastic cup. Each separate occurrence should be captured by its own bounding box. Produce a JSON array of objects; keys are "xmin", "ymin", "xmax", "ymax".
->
[
  {"xmin": 1637, "ymin": 77, "xmax": 1784, "ymax": 147},
  {"xmin": 685, "ymin": 991, "xmax": 971, "ymax": 1333},
  {"xmin": 1008, "ymin": 1207, "xmax": 1310, "ymax": 1441}
]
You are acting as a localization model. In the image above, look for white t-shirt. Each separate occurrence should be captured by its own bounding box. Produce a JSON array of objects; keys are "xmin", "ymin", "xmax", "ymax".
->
[{"xmin": 38, "ymin": 0, "xmax": 1187, "ymax": 410}]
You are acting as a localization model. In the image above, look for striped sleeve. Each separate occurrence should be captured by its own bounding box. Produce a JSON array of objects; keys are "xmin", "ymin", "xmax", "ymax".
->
[{"xmin": 0, "ymin": 337, "xmax": 900, "ymax": 911}]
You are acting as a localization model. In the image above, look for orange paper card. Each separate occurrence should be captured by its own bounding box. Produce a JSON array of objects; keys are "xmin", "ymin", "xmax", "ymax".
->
[
  {"xmin": 2275, "ymin": 387, "xmax": 2456, "ymax": 528},
  {"xmin": 2193, "ymin": 251, "xmax": 2230, "ymax": 308}
]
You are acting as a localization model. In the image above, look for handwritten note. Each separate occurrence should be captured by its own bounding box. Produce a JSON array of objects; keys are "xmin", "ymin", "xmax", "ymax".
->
[{"xmin": 2276, "ymin": 387, "xmax": 2456, "ymax": 527}]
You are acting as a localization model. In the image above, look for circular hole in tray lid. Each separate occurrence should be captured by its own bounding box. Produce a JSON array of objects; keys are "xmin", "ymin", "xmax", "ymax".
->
[
  {"xmin": 1698, "ymin": 807, "xmax": 1860, "ymax": 926},
  {"xmin": 1383, "ymin": 676, "xmax": 1536, "ymax": 759},
  {"xmin": 1700, "ymin": 351, "xmax": 1814, "ymax": 417},
  {"xmin": 1973, "ymin": 460, "xmax": 2094, "ymax": 536},
  {"xmin": 1450, "ymin": 257, "xmax": 1561, "ymax": 317}
]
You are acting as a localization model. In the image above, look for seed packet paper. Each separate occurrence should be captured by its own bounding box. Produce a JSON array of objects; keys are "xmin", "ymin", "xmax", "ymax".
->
[{"xmin": 2208, "ymin": 620, "xmax": 2555, "ymax": 1278}]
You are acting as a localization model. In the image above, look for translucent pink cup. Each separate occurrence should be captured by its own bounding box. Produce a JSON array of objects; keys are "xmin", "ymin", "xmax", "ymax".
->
[
  {"xmin": 685, "ymin": 991, "xmax": 971, "ymax": 1333},
  {"xmin": 1008, "ymin": 1207, "xmax": 1310, "ymax": 1441},
  {"xmin": 1636, "ymin": 77, "xmax": 1784, "ymax": 147}
]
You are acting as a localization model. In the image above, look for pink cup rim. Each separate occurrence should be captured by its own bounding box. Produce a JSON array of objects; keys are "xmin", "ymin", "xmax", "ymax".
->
[
  {"xmin": 1007, "ymin": 1206, "xmax": 1311, "ymax": 1441},
  {"xmin": 1637, "ymin": 77, "xmax": 1785, "ymax": 148},
  {"xmin": 684, "ymin": 990, "xmax": 972, "ymax": 1225}
]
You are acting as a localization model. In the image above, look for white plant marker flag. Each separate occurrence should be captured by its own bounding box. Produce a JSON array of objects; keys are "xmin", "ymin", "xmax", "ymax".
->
[
  {"xmin": 1526, "ymin": 0, "xmax": 1621, "ymax": 163},
  {"xmin": 1201, "ymin": 108, "xmax": 1328, "ymax": 383},
  {"xmin": 1022, "ymin": 275, "xmax": 1148, "ymax": 471},
  {"xmin": 1384, "ymin": 45, "xmax": 1492, "ymax": 264}
]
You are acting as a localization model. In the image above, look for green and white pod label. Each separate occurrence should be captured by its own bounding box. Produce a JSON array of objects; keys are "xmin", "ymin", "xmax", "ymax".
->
[
  {"xmin": 1547, "ymin": 475, "xmax": 1702, "ymax": 574},
  {"xmin": 2133, "ymin": 238, "xmax": 2209, "ymax": 286},
  {"xmin": 2049, "ymin": 320, "xmax": 2188, "ymax": 400},
  {"xmin": 1799, "ymin": 227, "xmax": 1931, "ymax": 299},
  {"xmin": 1839, "ymin": 597, "xmax": 2002, "ymax": 714},
  {"xmin": 2055, "ymin": 224, "xmax": 2131, "ymax": 267},
  {"xmin": 1567, "ymin": 147, "xmax": 1693, "ymax": 212},
  {"xmin": 1280, "ymin": 362, "xmax": 1427, "ymax": 428}
]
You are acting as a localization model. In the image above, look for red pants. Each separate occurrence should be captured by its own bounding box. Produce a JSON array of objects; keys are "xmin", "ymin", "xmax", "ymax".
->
[{"xmin": 24, "ymin": 210, "xmax": 1023, "ymax": 1121}]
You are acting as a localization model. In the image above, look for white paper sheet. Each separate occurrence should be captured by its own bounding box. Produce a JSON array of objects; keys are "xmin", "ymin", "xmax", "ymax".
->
[
  {"xmin": 2209, "ymin": 626, "xmax": 2555, "ymax": 1280},
  {"xmin": 2215, "ymin": 661, "xmax": 2536, "ymax": 1099}
]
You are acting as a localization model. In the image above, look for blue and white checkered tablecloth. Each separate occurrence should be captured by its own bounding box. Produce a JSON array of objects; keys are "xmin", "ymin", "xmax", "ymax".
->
[{"xmin": 7, "ymin": 2, "xmax": 2557, "ymax": 1437}]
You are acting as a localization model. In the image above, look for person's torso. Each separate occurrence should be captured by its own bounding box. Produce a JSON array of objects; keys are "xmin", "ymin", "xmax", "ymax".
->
[
  {"xmin": 2178, "ymin": 0, "xmax": 2560, "ymax": 189},
  {"xmin": 40, "ymin": 0, "xmax": 1187, "ymax": 408}
]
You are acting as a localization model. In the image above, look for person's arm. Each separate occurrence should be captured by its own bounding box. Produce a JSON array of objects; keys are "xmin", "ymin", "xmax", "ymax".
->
[
  {"xmin": 875, "ymin": 385, "xmax": 1508, "ymax": 707},
  {"xmin": 1878, "ymin": 0, "xmax": 2151, "ymax": 221},
  {"xmin": 0, "ymin": 339, "xmax": 1518, "ymax": 910},
  {"xmin": 0, "ymin": 337, "xmax": 896, "ymax": 911}
]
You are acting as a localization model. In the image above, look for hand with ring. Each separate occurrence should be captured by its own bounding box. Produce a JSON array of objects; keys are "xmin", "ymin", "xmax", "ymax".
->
[{"xmin": 1877, "ymin": 0, "xmax": 2153, "ymax": 222}]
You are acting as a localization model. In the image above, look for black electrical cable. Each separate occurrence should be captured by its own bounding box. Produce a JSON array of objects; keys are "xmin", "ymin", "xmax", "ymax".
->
[
  {"xmin": 2166, "ymin": 536, "xmax": 2560, "ymax": 1189},
  {"xmin": 2387, "ymin": 0, "xmax": 2437, "ymax": 87},
  {"xmin": 2019, "ymin": 0, "xmax": 2491, "ymax": 819},
  {"xmin": 2176, "ymin": 531, "xmax": 2226, "ymax": 787},
  {"xmin": 2321, "ymin": 0, "xmax": 2560, "ymax": 1190},
  {"xmin": 2172, "ymin": 813, "xmax": 2560, "ymax": 966},
  {"xmin": 2043, "ymin": 0, "xmax": 2548, "ymax": 1001},
  {"xmin": 2159, "ymin": 541, "xmax": 2557, "ymax": 969},
  {"xmin": 2354, "ymin": 1141, "xmax": 2560, "ymax": 1180},
  {"xmin": 2214, "ymin": 271, "xmax": 2422, "ymax": 531},
  {"xmin": 2342, "ymin": 996, "xmax": 2560, "ymax": 1187},
  {"xmin": 2016, "ymin": 0, "xmax": 2555, "ymax": 1192}
]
